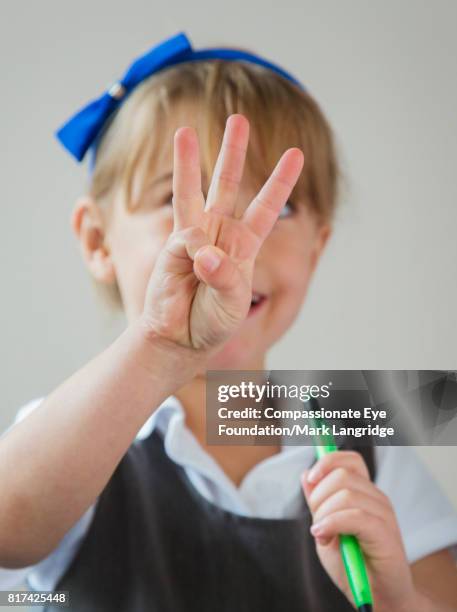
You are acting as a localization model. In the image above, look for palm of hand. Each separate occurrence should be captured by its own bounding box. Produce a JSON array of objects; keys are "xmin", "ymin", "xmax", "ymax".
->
[{"xmin": 189, "ymin": 210, "xmax": 263, "ymax": 349}]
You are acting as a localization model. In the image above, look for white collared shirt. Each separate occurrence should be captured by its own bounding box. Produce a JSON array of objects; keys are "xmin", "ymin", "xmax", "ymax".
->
[{"xmin": 1, "ymin": 395, "xmax": 457, "ymax": 591}]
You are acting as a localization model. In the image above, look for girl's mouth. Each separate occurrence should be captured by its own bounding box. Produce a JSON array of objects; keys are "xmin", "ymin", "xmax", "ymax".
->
[{"xmin": 248, "ymin": 292, "xmax": 267, "ymax": 316}]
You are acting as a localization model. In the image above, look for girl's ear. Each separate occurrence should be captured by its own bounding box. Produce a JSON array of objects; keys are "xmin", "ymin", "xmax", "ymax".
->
[{"xmin": 71, "ymin": 195, "xmax": 116, "ymax": 284}]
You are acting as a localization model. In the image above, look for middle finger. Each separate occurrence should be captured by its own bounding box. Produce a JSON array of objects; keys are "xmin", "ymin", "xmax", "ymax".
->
[
  {"xmin": 307, "ymin": 468, "xmax": 390, "ymax": 515},
  {"xmin": 204, "ymin": 114, "xmax": 249, "ymax": 216}
]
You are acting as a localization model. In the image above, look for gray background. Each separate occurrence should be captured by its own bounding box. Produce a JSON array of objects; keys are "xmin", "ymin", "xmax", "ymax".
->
[{"xmin": 1, "ymin": 0, "xmax": 456, "ymax": 530}]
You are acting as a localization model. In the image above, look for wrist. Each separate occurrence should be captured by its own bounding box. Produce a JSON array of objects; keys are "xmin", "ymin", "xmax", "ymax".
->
[
  {"xmin": 392, "ymin": 588, "xmax": 440, "ymax": 612},
  {"xmin": 126, "ymin": 316, "xmax": 207, "ymax": 388}
]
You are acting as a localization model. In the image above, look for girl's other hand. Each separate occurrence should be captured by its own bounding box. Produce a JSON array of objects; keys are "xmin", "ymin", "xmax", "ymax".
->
[
  {"xmin": 141, "ymin": 114, "xmax": 304, "ymax": 353},
  {"xmin": 302, "ymin": 450, "xmax": 418, "ymax": 612}
]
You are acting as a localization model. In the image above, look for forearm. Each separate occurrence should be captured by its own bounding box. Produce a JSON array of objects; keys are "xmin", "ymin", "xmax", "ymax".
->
[
  {"xmin": 410, "ymin": 589, "xmax": 457, "ymax": 612},
  {"xmin": 390, "ymin": 587, "xmax": 457, "ymax": 612},
  {"xmin": 0, "ymin": 320, "xmax": 202, "ymax": 568}
]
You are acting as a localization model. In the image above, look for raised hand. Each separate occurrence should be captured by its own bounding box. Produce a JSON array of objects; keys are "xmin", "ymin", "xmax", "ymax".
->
[{"xmin": 142, "ymin": 113, "xmax": 304, "ymax": 352}]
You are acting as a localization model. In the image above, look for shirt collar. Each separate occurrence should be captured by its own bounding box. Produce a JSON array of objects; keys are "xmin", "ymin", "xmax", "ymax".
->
[
  {"xmin": 136, "ymin": 394, "xmax": 315, "ymax": 459},
  {"xmin": 136, "ymin": 395, "xmax": 184, "ymax": 441}
]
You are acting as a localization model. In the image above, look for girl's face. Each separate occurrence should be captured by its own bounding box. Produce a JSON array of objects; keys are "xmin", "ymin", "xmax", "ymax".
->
[{"xmin": 77, "ymin": 107, "xmax": 330, "ymax": 370}]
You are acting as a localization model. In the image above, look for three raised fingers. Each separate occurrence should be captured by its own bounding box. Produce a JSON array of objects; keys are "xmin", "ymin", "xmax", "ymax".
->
[{"xmin": 173, "ymin": 115, "xmax": 305, "ymax": 243}]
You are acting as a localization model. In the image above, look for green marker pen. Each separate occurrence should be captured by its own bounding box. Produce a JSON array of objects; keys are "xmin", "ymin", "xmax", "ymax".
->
[{"xmin": 309, "ymin": 416, "xmax": 373, "ymax": 612}]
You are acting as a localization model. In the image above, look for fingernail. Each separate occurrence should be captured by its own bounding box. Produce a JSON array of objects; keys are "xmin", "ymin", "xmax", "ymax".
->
[
  {"xmin": 310, "ymin": 522, "xmax": 325, "ymax": 537},
  {"xmin": 307, "ymin": 467, "xmax": 320, "ymax": 483},
  {"xmin": 199, "ymin": 249, "xmax": 221, "ymax": 272}
]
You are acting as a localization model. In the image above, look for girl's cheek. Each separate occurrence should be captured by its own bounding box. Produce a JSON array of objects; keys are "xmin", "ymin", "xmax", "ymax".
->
[
  {"xmin": 272, "ymin": 239, "xmax": 313, "ymax": 292},
  {"xmin": 112, "ymin": 233, "xmax": 171, "ymax": 318},
  {"xmin": 135, "ymin": 238, "xmax": 167, "ymax": 297}
]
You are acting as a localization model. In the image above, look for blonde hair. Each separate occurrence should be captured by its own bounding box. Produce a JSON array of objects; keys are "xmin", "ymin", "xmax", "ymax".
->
[{"xmin": 89, "ymin": 59, "xmax": 339, "ymax": 220}]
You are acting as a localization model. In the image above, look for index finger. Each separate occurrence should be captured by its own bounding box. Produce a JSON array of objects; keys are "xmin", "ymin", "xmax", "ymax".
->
[
  {"xmin": 172, "ymin": 127, "xmax": 205, "ymax": 231},
  {"xmin": 241, "ymin": 148, "xmax": 304, "ymax": 241},
  {"xmin": 306, "ymin": 450, "xmax": 371, "ymax": 485}
]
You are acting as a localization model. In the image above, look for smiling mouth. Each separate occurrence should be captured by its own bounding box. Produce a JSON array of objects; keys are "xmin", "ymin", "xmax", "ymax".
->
[{"xmin": 248, "ymin": 292, "xmax": 267, "ymax": 316}]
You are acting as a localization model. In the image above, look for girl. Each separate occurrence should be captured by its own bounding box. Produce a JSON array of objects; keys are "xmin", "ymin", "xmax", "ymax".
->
[{"xmin": 1, "ymin": 32, "xmax": 456, "ymax": 611}]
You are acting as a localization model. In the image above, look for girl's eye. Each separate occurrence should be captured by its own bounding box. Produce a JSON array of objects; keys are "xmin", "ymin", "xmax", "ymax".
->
[
  {"xmin": 163, "ymin": 193, "xmax": 294, "ymax": 216},
  {"xmin": 278, "ymin": 200, "xmax": 296, "ymax": 219}
]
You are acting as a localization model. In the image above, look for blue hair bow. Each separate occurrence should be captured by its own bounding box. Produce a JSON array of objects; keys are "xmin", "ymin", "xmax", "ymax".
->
[{"xmin": 55, "ymin": 31, "xmax": 304, "ymax": 169}]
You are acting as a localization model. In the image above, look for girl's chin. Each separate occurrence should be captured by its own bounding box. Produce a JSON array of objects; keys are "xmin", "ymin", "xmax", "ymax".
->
[{"xmin": 206, "ymin": 334, "xmax": 265, "ymax": 371}]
